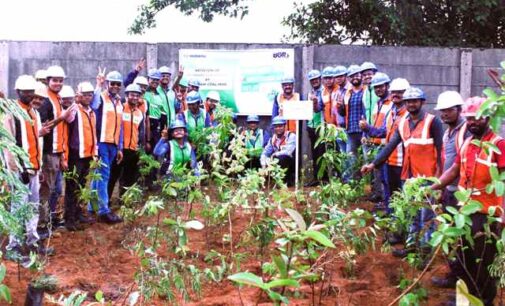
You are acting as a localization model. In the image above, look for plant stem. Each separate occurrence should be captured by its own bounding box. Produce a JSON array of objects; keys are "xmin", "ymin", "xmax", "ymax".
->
[
  {"xmin": 152, "ymin": 211, "xmax": 162, "ymax": 249},
  {"xmin": 228, "ymin": 208, "xmax": 234, "ymax": 258}
]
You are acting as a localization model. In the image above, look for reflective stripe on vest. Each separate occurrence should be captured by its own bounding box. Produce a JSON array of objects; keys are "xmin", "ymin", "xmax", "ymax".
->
[
  {"xmin": 385, "ymin": 108, "xmax": 407, "ymax": 167},
  {"xmin": 398, "ymin": 113, "xmax": 437, "ymax": 179},
  {"xmin": 100, "ymin": 91, "xmax": 123, "ymax": 145},
  {"xmin": 277, "ymin": 93, "xmax": 300, "ymax": 133},
  {"xmin": 15, "ymin": 101, "xmax": 42, "ymax": 170},
  {"xmin": 458, "ymin": 134, "xmax": 503, "ymax": 216},
  {"xmin": 47, "ymin": 90, "xmax": 64, "ymax": 153},
  {"xmin": 370, "ymin": 98, "xmax": 392, "ymax": 145},
  {"xmin": 76, "ymin": 105, "xmax": 97, "ymax": 158},
  {"xmin": 122, "ymin": 103, "xmax": 144, "ymax": 151}
]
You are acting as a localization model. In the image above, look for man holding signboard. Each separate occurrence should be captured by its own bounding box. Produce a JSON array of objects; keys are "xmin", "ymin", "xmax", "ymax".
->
[{"xmin": 272, "ymin": 77, "xmax": 300, "ymax": 133}]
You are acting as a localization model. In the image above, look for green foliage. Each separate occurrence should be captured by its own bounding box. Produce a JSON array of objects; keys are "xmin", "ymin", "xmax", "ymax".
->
[{"xmin": 282, "ymin": 0, "xmax": 505, "ymax": 47}]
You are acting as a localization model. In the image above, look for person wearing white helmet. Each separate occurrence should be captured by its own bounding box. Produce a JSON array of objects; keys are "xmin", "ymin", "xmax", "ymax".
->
[
  {"xmin": 89, "ymin": 68, "xmax": 125, "ymax": 224},
  {"xmin": 204, "ymin": 90, "xmax": 220, "ymax": 125},
  {"xmin": 305, "ymin": 69, "xmax": 324, "ymax": 186},
  {"xmin": 272, "ymin": 76, "xmax": 300, "ymax": 133},
  {"xmin": 158, "ymin": 66, "xmax": 176, "ymax": 133},
  {"xmin": 31, "ymin": 82, "xmax": 48, "ymax": 111},
  {"xmin": 34, "ymin": 69, "xmax": 48, "ymax": 85},
  {"xmin": 63, "ymin": 81, "xmax": 98, "ymax": 231},
  {"xmin": 108, "ymin": 84, "xmax": 145, "ymax": 209},
  {"xmin": 430, "ymin": 91, "xmax": 471, "ymax": 289},
  {"xmin": 4, "ymin": 75, "xmax": 54, "ymax": 262},
  {"xmin": 38, "ymin": 65, "xmax": 71, "ymax": 229},
  {"xmin": 360, "ymin": 62, "xmax": 380, "ymax": 126}
]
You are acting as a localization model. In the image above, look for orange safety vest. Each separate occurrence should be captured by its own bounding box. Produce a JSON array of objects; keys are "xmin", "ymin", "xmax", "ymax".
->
[
  {"xmin": 322, "ymin": 87, "xmax": 336, "ymax": 124},
  {"xmin": 122, "ymin": 103, "xmax": 144, "ymax": 151},
  {"xmin": 47, "ymin": 90, "xmax": 65, "ymax": 153},
  {"xmin": 15, "ymin": 100, "xmax": 42, "ymax": 170},
  {"xmin": 99, "ymin": 91, "xmax": 123, "ymax": 145},
  {"xmin": 458, "ymin": 133, "xmax": 504, "ymax": 216},
  {"xmin": 75, "ymin": 105, "xmax": 97, "ymax": 158},
  {"xmin": 441, "ymin": 121, "xmax": 468, "ymax": 169},
  {"xmin": 277, "ymin": 92, "xmax": 300, "ymax": 133},
  {"xmin": 271, "ymin": 131, "xmax": 292, "ymax": 152},
  {"xmin": 370, "ymin": 97, "xmax": 392, "ymax": 145},
  {"xmin": 385, "ymin": 107, "xmax": 407, "ymax": 167},
  {"xmin": 138, "ymin": 98, "xmax": 148, "ymax": 117},
  {"xmin": 398, "ymin": 113, "xmax": 437, "ymax": 179}
]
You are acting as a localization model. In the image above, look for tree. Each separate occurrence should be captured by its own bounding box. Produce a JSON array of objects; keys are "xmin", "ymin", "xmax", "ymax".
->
[
  {"xmin": 281, "ymin": 0, "xmax": 505, "ymax": 47},
  {"xmin": 128, "ymin": 0, "xmax": 249, "ymax": 35}
]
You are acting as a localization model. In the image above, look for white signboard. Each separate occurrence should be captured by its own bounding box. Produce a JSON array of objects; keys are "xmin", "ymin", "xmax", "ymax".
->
[
  {"xmin": 179, "ymin": 49, "xmax": 295, "ymax": 115},
  {"xmin": 281, "ymin": 100, "xmax": 314, "ymax": 120}
]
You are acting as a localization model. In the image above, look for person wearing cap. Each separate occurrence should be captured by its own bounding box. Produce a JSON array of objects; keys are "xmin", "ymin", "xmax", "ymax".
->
[
  {"xmin": 204, "ymin": 91, "xmax": 221, "ymax": 125},
  {"xmin": 178, "ymin": 91, "xmax": 211, "ymax": 144},
  {"xmin": 430, "ymin": 91, "xmax": 471, "ymax": 289},
  {"xmin": 431, "ymin": 97, "xmax": 505, "ymax": 305},
  {"xmin": 34, "ymin": 69, "xmax": 48, "ymax": 85},
  {"xmin": 158, "ymin": 66, "xmax": 177, "ymax": 129},
  {"xmin": 306, "ymin": 69, "xmax": 324, "ymax": 186},
  {"xmin": 31, "ymin": 82, "xmax": 49, "ymax": 112},
  {"xmin": 360, "ymin": 62, "xmax": 380, "ymax": 126},
  {"xmin": 38, "ymin": 65, "xmax": 73, "ymax": 229},
  {"xmin": 243, "ymin": 115, "xmax": 270, "ymax": 169},
  {"xmin": 108, "ymin": 84, "xmax": 145, "ymax": 207},
  {"xmin": 64, "ymin": 81, "xmax": 98, "ymax": 231},
  {"xmin": 4, "ymin": 75, "xmax": 54, "ymax": 261},
  {"xmin": 90, "ymin": 70, "xmax": 125, "ymax": 224},
  {"xmin": 154, "ymin": 119, "xmax": 199, "ymax": 178},
  {"xmin": 359, "ymin": 72, "xmax": 393, "ymax": 207},
  {"xmin": 362, "ymin": 87, "xmax": 444, "ymax": 258},
  {"xmin": 337, "ymin": 64, "xmax": 366, "ymax": 179},
  {"xmin": 261, "ymin": 116, "xmax": 297, "ymax": 186},
  {"xmin": 272, "ymin": 77, "xmax": 300, "ymax": 133}
]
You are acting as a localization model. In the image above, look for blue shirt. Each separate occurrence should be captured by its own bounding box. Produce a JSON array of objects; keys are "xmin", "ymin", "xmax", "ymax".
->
[{"xmin": 347, "ymin": 90, "xmax": 364, "ymax": 134}]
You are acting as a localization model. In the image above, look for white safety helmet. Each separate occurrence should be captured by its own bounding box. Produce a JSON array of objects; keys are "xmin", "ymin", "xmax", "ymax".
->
[
  {"xmin": 389, "ymin": 78, "xmax": 410, "ymax": 91},
  {"xmin": 77, "ymin": 81, "xmax": 94, "ymax": 93},
  {"xmin": 34, "ymin": 82, "xmax": 48, "ymax": 98},
  {"xmin": 435, "ymin": 91, "xmax": 464, "ymax": 110},
  {"xmin": 59, "ymin": 85, "xmax": 75, "ymax": 98},
  {"xmin": 45, "ymin": 65, "xmax": 66, "ymax": 78},
  {"xmin": 34, "ymin": 69, "xmax": 47, "ymax": 80},
  {"xmin": 206, "ymin": 91, "xmax": 220, "ymax": 102},
  {"xmin": 14, "ymin": 75, "xmax": 37, "ymax": 90},
  {"xmin": 134, "ymin": 76, "xmax": 149, "ymax": 86}
]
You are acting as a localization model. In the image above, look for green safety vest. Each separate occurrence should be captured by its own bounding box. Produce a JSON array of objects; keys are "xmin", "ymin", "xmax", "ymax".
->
[
  {"xmin": 363, "ymin": 86, "xmax": 379, "ymax": 125},
  {"xmin": 244, "ymin": 129, "xmax": 264, "ymax": 157},
  {"xmin": 169, "ymin": 139, "xmax": 192, "ymax": 170},
  {"xmin": 184, "ymin": 109, "xmax": 206, "ymax": 137},
  {"xmin": 144, "ymin": 90, "xmax": 163, "ymax": 120},
  {"xmin": 157, "ymin": 86, "xmax": 176, "ymax": 126}
]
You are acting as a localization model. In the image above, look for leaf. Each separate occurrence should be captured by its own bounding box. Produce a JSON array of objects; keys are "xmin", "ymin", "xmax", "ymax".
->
[
  {"xmin": 285, "ymin": 208, "xmax": 307, "ymax": 232},
  {"xmin": 228, "ymin": 272, "xmax": 264, "ymax": 289},
  {"xmin": 444, "ymin": 227, "xmax": 465, "ymax": 237},
  {"xmin": 430, "ymin": 231, "xmax": 444, "ymax": 247},
  {"xmin": 95, "ymin": 290, "xmax": 104, "ymax": 302},
  {"xmin": 0, "ymin": 265, "xmax": 5, "ymax": 283},
  {"xmin": 304, "ymin": 230, "xmax": 335, "ymax": 248},
  {"xmin": 272, "ymin": 255, "xmax": 288, "ymax": 279},
  {"xmin": 0, "ymin": 284, "xmax": 11, "ymax": 303},
  {"xmin": 490, "ymin": 166, "xmax": 500, "ymax": 180},
  {"xmin": 494, "ymin": 181, "xmax": 505, "ymax": 196},
  {"xmin": 445, "ymin": 206, "xmax": 458, "ymax": 215},
  {"xmin": 185, "ymin": 220, "xmax": 205, "ymax": 230},
  {"xmin": 265, "ymin": 278, "xmax": 300, "ymax": 289},
  {"xmin": 455, "ymin": 214, "xmax": 465, "ymax": 229},
  {"xmin": 267, "ymin": 290, "xmax": 289, "ymax": 304},
  {"xmin": 128, "ymin": 291, "xmax": 140, "ymax": 306},
  {"xmin": 483, "ymin": 88, "xmax": 498, "ymax": 100},
  {"xmin": 461, "ymin": 202, "xmax": 483, "ymax": 215},
  {"xmin": 456, "ymin": 279, "xmax": 484, "ymax": 306}
]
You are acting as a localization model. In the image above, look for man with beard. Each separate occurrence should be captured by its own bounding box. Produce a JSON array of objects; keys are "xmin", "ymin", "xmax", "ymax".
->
[
  {"xmin": 4, "ymin": 75, "xmax": 54, "ymax": 263},
  {"xmin": 305, "ymin": 69, "xmax": 324, "ymax": 186},
  {"xmin": 432, "ymin": 97, "xmax": 505, "ymax": 305},
  {"xmin": 272, "ymin": 77, "xmax": 300, "ymax": 133},
  {"xmin": 361, "ymin": 87, "xmax": 444, "ymax": 257},
  {"xmin": 90, "ymin": 70, "xmax": 124, "ymax": 224},
  {"xmin": 430, "ymin": 91, "xmax": 471, "ymax": 289},
  {"xmin": 361, "ymin": 62, "xmax": 379, "ymax": 126}
]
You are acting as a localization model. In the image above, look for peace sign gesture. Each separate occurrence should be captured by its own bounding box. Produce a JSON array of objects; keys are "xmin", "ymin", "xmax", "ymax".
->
[{"xmin": 96, "ymin": 66, "xmax": 107, "ymax": 88}]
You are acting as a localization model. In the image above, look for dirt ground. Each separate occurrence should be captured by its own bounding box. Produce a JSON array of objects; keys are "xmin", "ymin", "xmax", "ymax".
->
[{"xmin": 2, "ymin": 196, "xmax": 465, "ymax": 305}]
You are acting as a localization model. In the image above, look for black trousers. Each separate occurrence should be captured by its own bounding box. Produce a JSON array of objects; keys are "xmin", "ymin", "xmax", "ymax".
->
[
  {"xmin": 275, "ymin": 155, "xmax": 295, "ymax": 185},
  {"xmin": 307, "ymin": 127, "xmax": 327, "ymax": 180},
  {"xmin": 64, "ymin": 154, "xmax": 91, "ymax": 224},
  {"xmin": 456, "ymin": 213, "xmax": 499, "ymax": 305},
  {"xmin": 108, "ymin": 149, "xmax": 140, "ymax": 201},
  {"xmin": 387, "ymin": 165, "xmax": 403, "ymax": 196}
]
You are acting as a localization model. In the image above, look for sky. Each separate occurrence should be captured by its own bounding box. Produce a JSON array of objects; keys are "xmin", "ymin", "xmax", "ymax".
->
[{"xmin": 0, "ymin": 0, "xmax": 305, "ymax": 43}]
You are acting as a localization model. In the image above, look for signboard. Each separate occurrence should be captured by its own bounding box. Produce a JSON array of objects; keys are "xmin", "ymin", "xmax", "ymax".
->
[
  {"xmin": 281, "ymin": 100, "xmax": 314, "ymax": 120},
  {"xmin": 179, "ymin": 49, "xmax": 295, "ymax": 115}
]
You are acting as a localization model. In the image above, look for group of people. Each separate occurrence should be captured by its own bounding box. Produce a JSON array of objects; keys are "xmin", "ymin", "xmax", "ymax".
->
[{"xmin": 2, "ymin": 58, "xmax": 504, "ymax": 304}]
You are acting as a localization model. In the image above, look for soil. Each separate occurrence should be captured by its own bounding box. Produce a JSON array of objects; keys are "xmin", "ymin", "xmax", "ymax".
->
[{"xmin": 2, "ymin": 192, "xmax": 465, "ymax": 305}]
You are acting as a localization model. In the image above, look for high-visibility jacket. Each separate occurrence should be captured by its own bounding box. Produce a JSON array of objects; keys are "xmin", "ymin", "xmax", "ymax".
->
[
  {"xmin": 274, "ymin": 93, "xmax": 300, "ymax": 133},
  {"xmin": 441, "ymin": 121, "xmax": 468, "ymax": 170},
  {"xmin": 168, "ymin": 139, "xmax": 193, "ymax": 170},
  {"xmin": 46, "ymin": 90, "xmax": 66, "ymax": 154},
  {"xmin": 370, "ymin": 97, "xmax": 392, "ymax": 145},
  {"xmin": 122, "ymin": 103, "xmax": 144, "ymax": 151},
  {"xmin": 13, "ymin": 101, "xmax": 42, "ymax": 170},
  {"xmin": 322, "ymin": 87, "xmax": 336, "ymax": 124},
  {"xmin": 458, "ymin": 132, "xmax": 504, "ymax": 216},
  {"xmin": 398, "ymin": 113, "xmax": 437, "ymax": 179},
  {"xmin": 184, "ymin": 109, "xmax": 208, "ymax": 137},
  {"xmin": 144, "ymin": 90, "xmax": 163, "ymax": 120},
  {"xmin": 363, "ymin": 85, "xmax": 379, "ymax": 125},
  {"xmin": 243, "ymin": 128, "xmax": 265, "ymax": 157},
  {"xmin": 385, "ymin": 106, "xmax": 407, "ymax": 167},
  {"xmin": 68, "ymin": 104, "xmax": 97, "ymax": 158},
  {"xmin": 271, "ymin": 131, "xmax": 293, "ymax": 152},
  {"xmin": 98, "ymin": 91, "xmax": 123, "ymax": 145}
]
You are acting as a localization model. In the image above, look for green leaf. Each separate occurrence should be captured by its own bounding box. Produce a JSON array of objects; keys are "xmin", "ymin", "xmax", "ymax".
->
[
  {"xmin": 461, "ymin": 202, "xmax": 483, "ymax": 215},
  {"xmin": 490, "ymin": 166, "xmax": 500, "ymax": 180},
  {"xmin": 430, "ymin": 231, "xmax": 444, "ymax": 247},
  {"xmin": 457, "ymin": 279, "xmax": 484, "ymax": 306},
  {"xmin": 228, "ymin": 272, "xmax": 264, "ymax": 289},
  {"xmin": 445, "ymin": 206, "xmax": 458, "ymax": 215},
  {"xmin": 494, "ymin": 181, "xmax": 505, "ymax": 196},
  {"xmin": 272, "ymin": 255, "xmax": 288, "ymax": 279},
  {"xmin": 455, "ymin": 214, "xmax": 465, "ymax": 229},
  {"xmin": 265, "ymin": 279, "xmax": 300, "ymax": 289},
  {"xmin": 444, "ymin": 227, "xmax": 465, "ymax": 237},
  {"xmin": 483, "ymin": 88, "xmax": 498, "ymax": 100},
  {"xmin": 304, "ymin": 230, "xmax": 335, "ymax": 248},
  {"xmin": 285, "ymin": 208, "xmax": 307, "ymax": 232},
  {"xmin": 95, "ymin": 290, "xmax": 104, "ymax": 302},
  {"xmin": 0, "ymin": 265, "xmax": 5, "ymax": 283},
  {"xmin": 0, "ymin": 284, "xmax": 11, "ymax": 303},
  {"xmin": 267, "ymin": 290, "xmax": 289, "ymax": 304}
]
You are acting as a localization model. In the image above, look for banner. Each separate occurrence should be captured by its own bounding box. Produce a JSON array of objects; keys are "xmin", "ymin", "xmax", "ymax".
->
[{"xmin": 179, "ymin": 49, "xmax": 295, "ymax": 115}]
